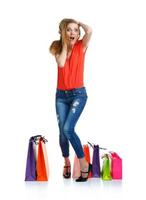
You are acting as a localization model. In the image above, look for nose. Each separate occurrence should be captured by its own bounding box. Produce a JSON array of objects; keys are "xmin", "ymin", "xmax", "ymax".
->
[{"xmin": 70, "ymin": 29, "xmax": 75, "ymax": 33}]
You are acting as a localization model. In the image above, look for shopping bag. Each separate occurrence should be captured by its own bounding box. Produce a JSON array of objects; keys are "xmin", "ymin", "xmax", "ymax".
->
[
  {"xmin": 25, "ymin": 137, "xmax": 36, "ymax": 181},
  {"xmin": 41, "ymin": 138, "xmax": 49, "ymax": 179},
  {"xmin": 110, "ymin": 152, "xmax": 122, "ymax": 179},
  {"xmin": 101, "ymin": 154, "xmax": 112, "ymax": 180},
  {"xmin": 83, "ymin": 144, "xmax": 92, "ymax": 178},
  {"xmin": 92, "ymin": 145, "xmax": 100, "ymax": 178},
  {"xmin": 36, "ymin": 137, "xmax": 48, "ymax": 181},
  {"xmin": 72, "ymin": 154, "xmax": 81, "ymax": 179}
]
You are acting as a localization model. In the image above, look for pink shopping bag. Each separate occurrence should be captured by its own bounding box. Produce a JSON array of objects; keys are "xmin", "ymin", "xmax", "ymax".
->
[
  {"xmin": 41, "ymin": 137, "xmax": 49, "ymax": 179},
  {"xmin": 72, "ymin": 154, "xmax": 80, "ymax": 179},
  {"xmin": 110, "ymin": 152, "xmax": 122, "ymax": 179}
]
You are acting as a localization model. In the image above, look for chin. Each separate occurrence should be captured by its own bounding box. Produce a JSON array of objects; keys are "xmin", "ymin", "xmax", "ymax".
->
[{"xmin": 70, "ymin": 40, "xmax": 77, "ymax": 46}]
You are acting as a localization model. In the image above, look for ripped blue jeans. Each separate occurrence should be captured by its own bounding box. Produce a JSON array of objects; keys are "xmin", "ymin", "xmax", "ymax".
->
[{"xmin": 55, "ymin": 87, "xmax": 87, "ymax": 158}]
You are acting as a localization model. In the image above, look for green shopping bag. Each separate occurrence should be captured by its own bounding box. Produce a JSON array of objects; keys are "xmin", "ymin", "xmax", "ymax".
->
[{"xmin": 101, "ymin": 154, "xmax": 112, "ymax": 180}]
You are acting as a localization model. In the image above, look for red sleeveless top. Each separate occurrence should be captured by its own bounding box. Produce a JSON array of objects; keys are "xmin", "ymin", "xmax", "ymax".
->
[{"xmin": 57, "ymin": 40, "xmax": 86, "ymax": 90}]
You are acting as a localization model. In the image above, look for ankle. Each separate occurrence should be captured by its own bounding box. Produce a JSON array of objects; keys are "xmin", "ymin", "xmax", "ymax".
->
[
  {"xmin": 64, "ymin": 157, "xmax": 71, "ymax": 166},
  {"xmin": 65, "ymin": 162, "xmax": 70, "ymax": 166},
  {"xmin": 81, "ymin": 163, "xmax": 89, "ymax": 172}
]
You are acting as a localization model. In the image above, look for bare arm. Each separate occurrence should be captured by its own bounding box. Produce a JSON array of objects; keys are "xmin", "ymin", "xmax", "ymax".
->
[
  {"xmin": 79, "ymin": 22, "xmax": 92, "ymax": 52},
  {"xmin": 55, "ymin": 28, "xmax": 69, "ymax": 67},
  {"xmin": 55, "ymin": 44, "xmax": 67, "ymax": 67}
]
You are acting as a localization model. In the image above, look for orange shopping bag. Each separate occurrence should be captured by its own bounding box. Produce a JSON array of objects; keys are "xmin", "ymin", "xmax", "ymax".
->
[
  {"xmin": 36, "ymin": 137, "xmax": 48, "ymax": 181},
  {"xmin": 83, "ymin": 144, "xmax": 92, "ymax": 178}
]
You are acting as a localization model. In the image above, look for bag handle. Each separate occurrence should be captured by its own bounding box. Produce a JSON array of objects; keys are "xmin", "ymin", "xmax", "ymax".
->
[
  {"xmin": 87, "ymin": 141, "xmax": 107, "ymax": 150},
  {"xmin": 41, "ymin": 136, "xmax": 48, "ymax": 143},
  {"xmin": 30, "ymin": 135, "xmax": 48, "ymax": 144}
]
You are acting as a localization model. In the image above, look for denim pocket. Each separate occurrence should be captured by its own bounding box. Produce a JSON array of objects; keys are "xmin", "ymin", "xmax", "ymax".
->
[{"xmin": 73, "ymin": 88, "xmax": 87, "ymax": 97}]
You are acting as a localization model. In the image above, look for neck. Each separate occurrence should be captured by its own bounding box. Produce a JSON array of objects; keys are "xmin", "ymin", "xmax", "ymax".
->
[{"xmin": 67, "ymin": 44, "xmax": 73, "ymax": 52}]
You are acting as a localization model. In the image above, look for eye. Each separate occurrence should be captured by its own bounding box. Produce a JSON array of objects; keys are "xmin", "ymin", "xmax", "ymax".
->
[
  {"xmin": 74, "ymin": 28, "xmax": 78, "ymax": 32},
  {"xmin": 66, "ymin": 28, "xmax": 71, "ymax": 32}
]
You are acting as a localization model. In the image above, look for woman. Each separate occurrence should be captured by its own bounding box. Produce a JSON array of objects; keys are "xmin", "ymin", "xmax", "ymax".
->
[{"xmin": 50, "ymin": 18, "xmax": 92, "ymax": 182}]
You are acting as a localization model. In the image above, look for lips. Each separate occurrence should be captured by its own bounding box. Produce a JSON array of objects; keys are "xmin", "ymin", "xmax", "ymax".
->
[{"xmin": 70, "ymin": 36, "xmax": 75, "ymax": 40}]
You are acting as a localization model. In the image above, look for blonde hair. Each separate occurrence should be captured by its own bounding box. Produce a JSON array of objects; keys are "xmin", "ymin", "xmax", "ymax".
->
[{"xmin": 49, "ymin": 18, "xmax": 79, "ymax": 55}]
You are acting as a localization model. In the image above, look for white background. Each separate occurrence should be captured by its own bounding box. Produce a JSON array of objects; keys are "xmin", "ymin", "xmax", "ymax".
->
[{"xmin": 0, "ymin": 0, "xmax": 146, "ymax": 199}]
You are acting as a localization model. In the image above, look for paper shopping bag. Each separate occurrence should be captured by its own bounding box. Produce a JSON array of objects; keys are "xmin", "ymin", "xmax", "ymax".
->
[
  {"xmin": 36, "ymin": 137, "xmax": 48, "ymax": 181},
  {"xmin": 83, "ymin": 144, "xmax": 92, "ymax": 178},
  {"xmin": 101, "ymin": 154, "xmax": 112, "ymax": 180},
  {"xmin": 25, "ymin": 137, "xmax": 36, "ymax": 181},
  {"xmin": 110, "ymin": 152, "xmax": 122, "ymax": 179},
  {"xmin": 72, "ymin": 154, "xmax": 81, "ymax": 179},
  {"xmin": 92, "ymin": 145, "xmax": 100, "ymax": 178},
  {"xmin": 41, "ymin": 138, "xmax": 49, "ymax": 179}
]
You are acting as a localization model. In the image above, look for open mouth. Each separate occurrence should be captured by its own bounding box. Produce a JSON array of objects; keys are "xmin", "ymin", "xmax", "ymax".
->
[{"xmin": 70, "ymin": 36, "xmax": 75, "ymax": 41}]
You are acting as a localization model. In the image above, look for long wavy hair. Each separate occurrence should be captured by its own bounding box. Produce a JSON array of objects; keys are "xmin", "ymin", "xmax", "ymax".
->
[{"xmin": 49, "ymin": 18, "xmax": 80, "ymax": 55}]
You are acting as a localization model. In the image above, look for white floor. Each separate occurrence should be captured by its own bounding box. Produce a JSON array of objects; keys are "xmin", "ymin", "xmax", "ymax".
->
[
  {"xmin": 0, "ymin": 137, "xmax": 144, "ymax": 200},
  {"xmin": 1, "ymin": 169, "xmax": 143, "ymax": 200}
]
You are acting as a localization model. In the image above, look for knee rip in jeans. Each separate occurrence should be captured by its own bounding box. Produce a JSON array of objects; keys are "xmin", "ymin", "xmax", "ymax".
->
[{"xmin": 72, "ymin": 100, "xmax": 80, "ymax": 113}]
